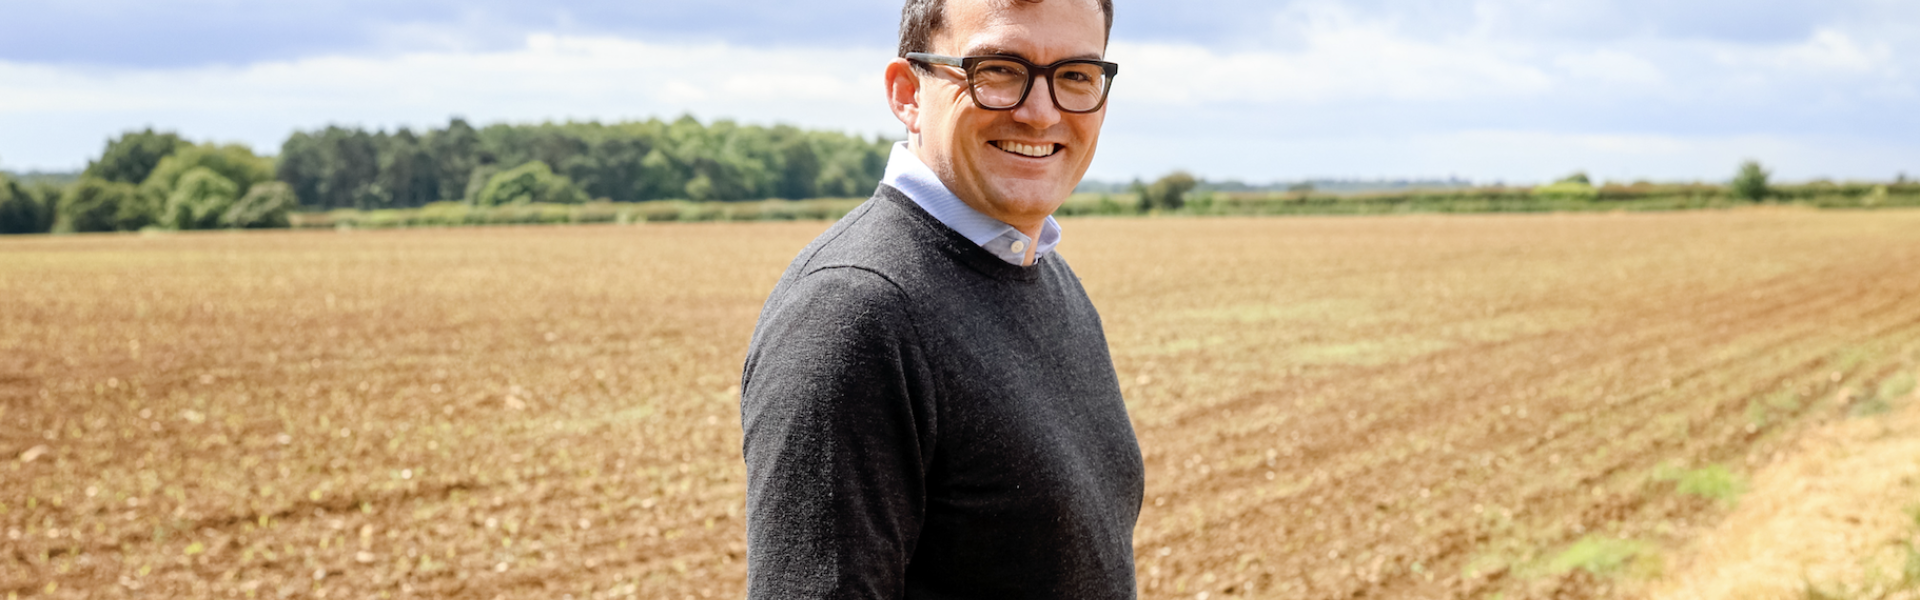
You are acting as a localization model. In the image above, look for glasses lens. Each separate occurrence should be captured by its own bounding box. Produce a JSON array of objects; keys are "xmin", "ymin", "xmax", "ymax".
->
[
  {"xmin": 1052, "ymin": 62, "xmax": 1110, "ymax": 112},
  {"xmin": 968, "ymin": 59, "xmax": 1030, "ymax": 109}
]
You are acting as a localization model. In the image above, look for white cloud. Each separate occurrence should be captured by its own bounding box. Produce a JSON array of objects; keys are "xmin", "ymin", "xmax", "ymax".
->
[
  {"xmin": 0, "ymin": 34, "xmax": 904, "ymax": 170},
  {"xmin": 1552, "ymin": 49, "xmax": 1665, "ymax": 86},
  {"xmin": 1720, "ymin": 28, "xmax": 1893, "ymax": 74},
  {"xmin": 1109, "ymin": 10, "xmax": 1555, "ymax": 106},
  {"xmin": 3, "ymin": 11, "xmax": 1918, "ymax": 183}
]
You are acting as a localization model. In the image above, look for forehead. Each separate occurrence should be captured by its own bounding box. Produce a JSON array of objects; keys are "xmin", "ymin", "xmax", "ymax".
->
[{"xmin": 936, "ymin": 0, "xmax": 1107, "ymax": 60}]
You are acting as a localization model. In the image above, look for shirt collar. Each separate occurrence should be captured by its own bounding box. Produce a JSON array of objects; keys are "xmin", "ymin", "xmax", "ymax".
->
[{"xmin": 880, "ymin": 142, "xmax": 1061, "ymax": 266}]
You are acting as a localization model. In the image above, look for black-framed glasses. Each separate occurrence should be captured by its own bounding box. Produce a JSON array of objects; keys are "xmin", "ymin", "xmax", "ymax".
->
[{"xmin": 906, "ymin": 52, "xmax": 1119, "ymax": 114}]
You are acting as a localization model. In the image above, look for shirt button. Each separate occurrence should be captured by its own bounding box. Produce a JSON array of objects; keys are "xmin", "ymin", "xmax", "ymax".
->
[{"xmin": 1010, "ymin": 240, "xmax": 1028, "ymax": 254}]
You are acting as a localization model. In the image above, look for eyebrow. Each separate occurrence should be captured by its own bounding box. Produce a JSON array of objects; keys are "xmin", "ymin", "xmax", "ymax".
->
[{"xmin": 964, "ymin": 44, "xmax": 1104, "ymax": 63}]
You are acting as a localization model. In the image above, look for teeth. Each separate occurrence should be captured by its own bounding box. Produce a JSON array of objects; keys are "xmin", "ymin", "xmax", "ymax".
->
[{"xmin": 996, "ymin": 141, "xmax": 1057, "ymax": 158}]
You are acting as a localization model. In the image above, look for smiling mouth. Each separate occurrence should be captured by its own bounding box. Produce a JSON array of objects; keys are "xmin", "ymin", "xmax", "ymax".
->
[{"xmin": 992, "ymin": 141, "xmax": 1061, "ymax": 158}]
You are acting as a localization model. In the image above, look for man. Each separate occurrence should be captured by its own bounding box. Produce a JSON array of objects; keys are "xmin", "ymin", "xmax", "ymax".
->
[{"xmin": 739, "ymin": 0, "xmax": 1140, "ymax": 597}]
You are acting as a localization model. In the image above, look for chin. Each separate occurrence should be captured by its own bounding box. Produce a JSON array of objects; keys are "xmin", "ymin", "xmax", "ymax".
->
[{"xmin": 987, "ymin": 181, "xmax": 1071, "ymax": 213}]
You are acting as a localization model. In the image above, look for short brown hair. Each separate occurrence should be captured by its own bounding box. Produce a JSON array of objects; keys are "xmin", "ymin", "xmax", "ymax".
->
[{"xmin": 897, "ymin": 0, "xmax": 1114, "ymax": 59}]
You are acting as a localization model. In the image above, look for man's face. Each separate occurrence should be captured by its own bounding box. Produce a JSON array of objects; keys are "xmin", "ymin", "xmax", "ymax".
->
[{"xmin": 910, "ymin": 0, "xmax": 1108, "ymax": 229}]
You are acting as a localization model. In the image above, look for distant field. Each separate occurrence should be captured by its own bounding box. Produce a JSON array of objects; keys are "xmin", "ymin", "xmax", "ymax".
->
[{"xmin": 4, "ymin": 208, "xmax": 1919, "ymax": 599}]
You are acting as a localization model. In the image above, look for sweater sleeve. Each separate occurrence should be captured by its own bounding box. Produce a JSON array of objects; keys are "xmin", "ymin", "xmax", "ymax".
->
[{"xmin": 739, "ymin": 266, "xmax": 934, "ymax": 599}]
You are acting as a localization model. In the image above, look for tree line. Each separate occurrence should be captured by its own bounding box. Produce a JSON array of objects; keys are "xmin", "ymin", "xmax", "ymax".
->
[{"xmin": 0, "ymin": 116, "xmax": 893, "ymax": 233}]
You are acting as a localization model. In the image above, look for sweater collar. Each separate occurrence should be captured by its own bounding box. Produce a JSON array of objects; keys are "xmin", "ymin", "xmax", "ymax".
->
[{"xmin": 874, "ymin": 185, "xmax": 1044, "ymax": 283}]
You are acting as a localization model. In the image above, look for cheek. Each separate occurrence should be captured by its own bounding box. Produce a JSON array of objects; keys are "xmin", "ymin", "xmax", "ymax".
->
[{"xmin": 1073, "ymin": 113, "xmax": 1105, "ymax": 141}]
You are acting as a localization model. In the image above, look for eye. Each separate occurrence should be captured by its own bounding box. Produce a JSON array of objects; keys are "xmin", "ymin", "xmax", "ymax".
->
[{"xmin": 978, "ymin": 64, "xmax": 1022, "ymax": 77}]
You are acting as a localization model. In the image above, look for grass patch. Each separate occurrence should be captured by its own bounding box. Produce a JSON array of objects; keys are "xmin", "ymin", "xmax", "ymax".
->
[
  {"xmin": 1847, "ymin": 371, "xmax": 1911, "ymax": 418},
  {"xmin": 1461, "ymin": 551, "xmax": 1512, "ymax": 579},
  {"xmin": 1545, "ymin": 535, "xmax": 1653, "ymax": 577},
  {"xmin": 1749, "ymin": 389, "xmax": 1806, "ymax": 427},
  {"xmin": 1849, "ymin": 397, "xmax": 1893, "ymax": 418},
  {"xmin": 1905, "ymin": 542, "xmax": 1920, "ymax": 588},
  {"xmin": 1653, "ymin": 462, "xmax": 1746, "ymax": 504},
  {"xmin": 1878, "ymin": 372, "xmax": 1915, "ymax": 402}
]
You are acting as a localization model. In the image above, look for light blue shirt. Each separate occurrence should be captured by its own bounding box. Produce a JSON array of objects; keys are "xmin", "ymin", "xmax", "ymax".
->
[{"xmin": 880, "ymin": 142, "xmax": 1062, "ymax": 266}]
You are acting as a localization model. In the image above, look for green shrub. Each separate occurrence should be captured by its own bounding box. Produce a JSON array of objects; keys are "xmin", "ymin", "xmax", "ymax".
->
[
  {"xmin": 84, "ymin": 129, "xmax": 190, "ymax": 185},
  {"xmin": 413, "ymin": 201, "xmax": 475, "ymax": 226},
  {"xmin": 222, "ymin": 181, "xmax": 299, "ymax": 228},
  {"xmin": 164, "ymin": 167, "xmax": 241, "ymax": 230},
  {"xmin": 474, "ymin": 161, "xmax": 587, "ymax": 206},
  {"xmin": 1532, "ymin": 181, "xmax": 1599, "ymax": 201},
  {"xmin": 0, "ymin": 174, "xmax": 55, "ymax": 234},
  {"xmin": 1534, "ymin": 172, "xmax": 1599, "ymax": 201},
  {"xmin": 1732, "ymin": 160, "xmax": 1771, "ymax": 201},
  {"xmin": 59, "ymin": 177, "xmax": 148, "ymax": 232},
  {"xmin": 142, "ymin": 143, "xmax": 274, "ymax": 202},
  {"xmin": 1136, "ymin": 171, "xmax": 1197, "ymax": 212}
]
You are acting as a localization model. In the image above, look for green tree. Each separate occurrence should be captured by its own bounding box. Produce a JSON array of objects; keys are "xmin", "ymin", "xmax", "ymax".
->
[
  {"xmin": 377, "ymin": 129, "xmax": 440, "ymax": 208},
  {"xmin": 84, "ymin": 129, "xmax": 189, "ymax": 184},
  {"xmin": 276, "ymin": 116, "xmax": 893, "ymax": 206},
  {"xmin": 144, "ymin": 143, "xmax": 274, "ymax": 203},
  {"xmin": 1731, "ymin": 160, "xmax": 1771, "ymax": 201},
  {"xmin": 426, "ymin": 118, "xmax": 488, "ymax": 203},
  {"xmin": 473, "ymin": 161, "xmax": 587, "ymax": 206},
  {"xmin": 637, "ymin": 148, "xmax": 686, "ymax": 199},
  {"xmin": 164, "ymin": 167, "xmax": 241, "ymax": 230},
  {"xmin": 222, "ymin": 181, "xmax": 298, "ymax": 228},
  {"xmin": 1533, "ymin": 171, "xmax": 1598, "ymax": 200},
  {"xmin": 277, "ymin": 128, "xmax": 378, "ymax": 209},
  {"xmin": 1137, "ymin": 171, "xmax": 1198, "ymax": 211},
  {"xmin": 26, "ymin": 183, "xmax": 67, "ymax": 229},
  {"xmin": 0, "ymin": 174, "xmax": 56, "ymax": 234},
  {"xmin": 813, "ymin": 161, "xmax": 861, "ymax": 198},
  {"xmin": 566, "ymin": 135, "xmax": 654, "ymax": 202},
  {"xmin": 685, "ymin": 174, "xmax": 716, "ymax": 201},
  {"xmin": 276, "ymin": 131, "xmax": 327, "ymax": 208},
  {"xmin": 326, "ymin": 129, "xmax": 381, "ymax": 209},
  {"xmin": 58, "ymin": 178, "xmax": 145, "ymax": 232},
  {"xmin": 774, "ymin": 131, "xmax": 822, "ymax": 200},
  {"xmin": 463, "ymin": 164, "xmax": 503, "ymax": 204}
]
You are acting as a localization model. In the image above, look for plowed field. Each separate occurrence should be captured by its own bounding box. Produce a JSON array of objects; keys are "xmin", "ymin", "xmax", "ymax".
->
[{"xmin": 4, "ymin": 208, "xmax": 1919, "ymax": 599}]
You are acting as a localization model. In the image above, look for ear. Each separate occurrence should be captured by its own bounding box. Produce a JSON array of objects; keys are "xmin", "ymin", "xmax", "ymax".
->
[{"xmin": 884, "ymin": 58, "xmax": 922, "ymax": 135}]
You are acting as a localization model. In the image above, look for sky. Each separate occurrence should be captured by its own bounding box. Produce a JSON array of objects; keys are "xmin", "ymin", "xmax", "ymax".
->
[{"xmin": 2, "ymin": 0, "xmax": 1917, "ymax": 184}]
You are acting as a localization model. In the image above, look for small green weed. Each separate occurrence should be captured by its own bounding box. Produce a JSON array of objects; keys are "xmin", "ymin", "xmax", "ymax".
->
[
  {"xmin": 1749, "ymin": 389, "xmax": 1805, "ymax": 428},
  {"xmin": 1769, "ymin": 389, "xmax": 1805, "ymax": 411},
  {"xmin": 1800, "ymin": 580, "xmax": 1848, "ymax": 600},
  {"xmin": 1747, "ymin": 399, "xmax": 1773, "ymax": 427},
  {"xmin": 1849, "ymin": 396, "xmax": 1893, "ymax": 418},
  {"xmin": 1903, "ymin": 542, "xmax": 1920, "ymax": 587},
  {"xmin": 1653, "ymin": 462, "xmax": 1746, "ymax": 504},
  {"xmin": 1878, "ymin": 372, "xmax": 1915, "ymax": 402},
  {"xmin": 1546, "ymin": 535, "xmax": 1649, "ymax": 577}
]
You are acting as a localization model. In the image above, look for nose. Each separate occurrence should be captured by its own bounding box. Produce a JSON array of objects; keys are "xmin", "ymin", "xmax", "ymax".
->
[{"xmin": 1011, "ymin": 75, "xmax": 1063, "ymax": 130}]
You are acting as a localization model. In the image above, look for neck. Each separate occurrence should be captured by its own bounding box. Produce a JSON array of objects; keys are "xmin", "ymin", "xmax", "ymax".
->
[{"xmin": 1007, "ymin": 219, "xmax": 1045, "ymax": 242}]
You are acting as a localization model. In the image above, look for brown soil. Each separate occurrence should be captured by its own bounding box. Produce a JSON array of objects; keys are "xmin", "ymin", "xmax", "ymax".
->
[{"xmin": 3, "ymin": 208, "xmax": 1919, "ymax": 599}]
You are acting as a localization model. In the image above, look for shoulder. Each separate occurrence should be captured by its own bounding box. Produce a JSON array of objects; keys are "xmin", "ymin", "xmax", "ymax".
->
[
  {"xmin": 772, "ymin": 264, "xmax": 909, "ymax": 317},
  {"xmin": 795, "ymin": 193, "xmax": 928, "ymax": 273},
  {"xmin": 771, "ymin": 189, "xmax": 965, "ymax": 295},
  {"xmin": 750, "ymin": 261, "xmax": 919, "ymax": 366},
  {"xmin": 742, "ymin": 263, "xmax": 925, "ymax": 412}
]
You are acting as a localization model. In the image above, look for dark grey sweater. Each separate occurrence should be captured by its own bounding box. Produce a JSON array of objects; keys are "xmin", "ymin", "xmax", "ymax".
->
[{"xmin": 740, "ymin": 185, "xmax": 1144, "ymax": 599}]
